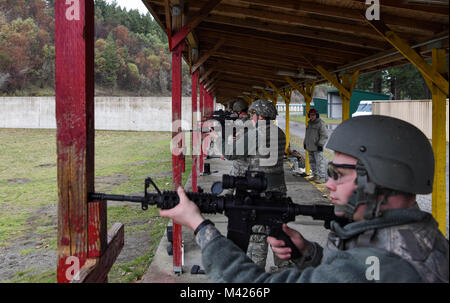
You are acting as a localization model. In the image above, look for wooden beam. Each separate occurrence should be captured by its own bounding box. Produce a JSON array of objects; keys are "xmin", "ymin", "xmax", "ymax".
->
[
  {"xmin": 188, "ymin": 0, "xmax": 223, "ymax": 31},
  {"xmin": 259, "ymin": 89, "xmax": 277, "ymax": 104},
  {"xmin": 191, "ymin": 38, "xmax": 225, "ymax": 73},
  {"xmin": 200, "ymin": 67, "xmax": 215, "ymax": 84},
  {"xmin": 164, "ymin": 0, "xmax": 171, "ymax": 34},
  {"xmin": 365, "ymin": 19, "xmax": 449, "ymax": 95},
  {"xmin": 314, "ymin": 66, "xmax": 351, "ymax": 100},
  {"xmin": 175, "ymin": 0, "xmax": 386, "ymax": 40},
  {"xmin": 72, "ymin": 223, "xmax": 124, "ymax": 283},
  {"xmin": 171, "ymin": 0, "xmax": 223, "ymax": 50},
  {"xmin": 265, "ymin": 81, "xmax": 290, "ymax": 104},
  {"xmin": 202, "ymin": 15, "xmax": 388, "ymax": 51},
  {"xmin": 197, "ymin": 28, "xmax": 361, "ymax": 62},
  {"xmin": 238, "ymin": 0, "xmax": 449, "ymax": 22}
]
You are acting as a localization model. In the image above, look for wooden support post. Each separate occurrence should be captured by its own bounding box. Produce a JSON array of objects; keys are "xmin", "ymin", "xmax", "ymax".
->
[
  {"xmin": 365, "ymin": 20, "xmax": 449, "ymax": 234},
  {"xmin": 285, "ymin": 77, "xmax": 316, "ymax": 176},
  {"xmin": 304, "ymin": 99, "xmax": 311, "ymax": 176},
  {"xmin": 170, "ymin": 4, "xmax": 184, "ymax": 273},
  {"xmin": 199, "ymin": 83, "xmax": 205, "ymax": 173},
  {"xmin": 192, "ymin": 69, "xmax": 199, "ymax": 192},
  {"xmin": 424, "ymin": 49, "xmax": 448, "ymax": 237},
  {"xmin": 284, "ymin": 89, "xmax": 292, "ymax": 154},
  {"xmin": 171, "ymin": 42, "xmax": 184, "ymax": 274},
  {"xmin": 55, "ymin": 0, "xmax": 114, "ymax": 283}
]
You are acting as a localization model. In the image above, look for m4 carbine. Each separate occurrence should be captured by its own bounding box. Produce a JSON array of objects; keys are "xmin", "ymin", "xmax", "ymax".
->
[{"xmin": 88, "ymin": 172, "xmax": 348, "ymax": 259}]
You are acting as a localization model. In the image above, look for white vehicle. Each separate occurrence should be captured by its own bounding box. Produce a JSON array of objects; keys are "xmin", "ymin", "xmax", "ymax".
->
[{"xmin": 352, "ymin": 100, "xmax": 372, "ymax": 117}]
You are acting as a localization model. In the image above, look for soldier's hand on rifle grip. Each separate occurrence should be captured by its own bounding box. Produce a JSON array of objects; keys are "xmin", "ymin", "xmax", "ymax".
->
[
  {"xmin": 159, "ymin": 187, "xmax": 205, "ymax": 232},
  {"xmin": 268, "ymin": 224, "xmax": 308, "ymax": 260}
]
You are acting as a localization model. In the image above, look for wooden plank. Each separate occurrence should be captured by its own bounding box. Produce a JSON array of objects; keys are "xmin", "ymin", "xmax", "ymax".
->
[
  {"xmin": 187, "ymin": 0, "xmax": 223, "ymax": 30},
  {"xmin": 197, "ymin": 28, "xmax": 365, "ymax": 61},
  {"xmin": 55, "ymin": 0, "xmax": 95, "ymax": 283},
  {"xmin": 72, "ymin": 223, "xmax": 125, "ymax": 283},
  {"xmin": 174, "ymin": 1, "xmax": 385, "ymax": 39},
  {"xmin": 202, "ymin": 14, "xmax": 388, "ymax": 50},
  {"xmin": 241, "ymin": 0, "xmax": 446, "ymax": 34}
]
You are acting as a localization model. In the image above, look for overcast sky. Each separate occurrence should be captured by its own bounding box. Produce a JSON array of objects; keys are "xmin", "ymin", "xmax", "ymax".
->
[{"xmin": 105, "ymin": 0, "xmax": 149, "ymax": 15}]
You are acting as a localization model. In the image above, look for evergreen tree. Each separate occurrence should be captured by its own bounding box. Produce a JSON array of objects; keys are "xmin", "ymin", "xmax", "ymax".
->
[{"xmin": 95, "ymin": 33, "xmax": 120, "ymax": 88}]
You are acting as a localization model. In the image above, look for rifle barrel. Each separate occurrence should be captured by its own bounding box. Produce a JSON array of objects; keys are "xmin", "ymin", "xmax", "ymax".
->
[{"xmin": 89, "ymin": 193, "xmax": 145, "ymax": 203}]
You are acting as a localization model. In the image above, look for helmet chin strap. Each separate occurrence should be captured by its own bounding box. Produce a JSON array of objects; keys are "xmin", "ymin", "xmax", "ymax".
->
[{"xmin": 334, "ymin": 160, "xmax": 393, "ymax": 221}]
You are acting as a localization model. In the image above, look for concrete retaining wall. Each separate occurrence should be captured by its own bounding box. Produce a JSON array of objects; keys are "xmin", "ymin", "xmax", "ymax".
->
[{"xmin": 0, "ymin": 97, "xmax": 194, "ymax": 131}]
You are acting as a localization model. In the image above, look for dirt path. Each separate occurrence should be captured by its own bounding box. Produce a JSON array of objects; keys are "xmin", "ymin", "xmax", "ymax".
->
[{"xmin": 0, "ymin": 171, "xmax": 170, "ymax": 282}]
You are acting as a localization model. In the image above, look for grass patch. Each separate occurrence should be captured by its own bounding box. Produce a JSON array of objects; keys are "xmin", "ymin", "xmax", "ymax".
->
[
  {"xmin": 289, "ymin": 115, "xmax": 342, "ymax": 125},
  {"xmin": 2, "ymin": 269, "xmax": 56, "ymax": 283},
  {"xmin": 0, "ymin": 129, "xmax": 192, "ymax": 283}
]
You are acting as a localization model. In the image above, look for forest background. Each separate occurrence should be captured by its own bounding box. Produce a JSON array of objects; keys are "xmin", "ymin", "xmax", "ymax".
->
[{"xmin": 0, "ymin": 0, "xmax": 433, "ymax": 99}]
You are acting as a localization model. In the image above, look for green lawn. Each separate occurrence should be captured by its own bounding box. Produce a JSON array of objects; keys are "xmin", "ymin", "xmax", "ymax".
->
[
  {"xmin": 288, "ymin": 115, "xmax": 342, "ymax": 125},
  {"xmin": 0, "ymin": 129, "xmax": 192, "ymax": 283}
]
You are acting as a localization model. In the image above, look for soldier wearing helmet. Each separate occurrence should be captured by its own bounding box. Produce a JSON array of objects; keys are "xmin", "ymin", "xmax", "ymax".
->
[
  {"xmin": 232, "ymin": 99, "xmax": 249, "ymax": 115},
  {"xmin": 218, "ymin": 99, "xmax": 290, "ymax": 271},
  {"xmin": 160, "ymin": 115, "xmax": 448, "ymax": 283},
  {"xmin": 222, "ymin": 99, "xmax": 250, "ymax": 192}
]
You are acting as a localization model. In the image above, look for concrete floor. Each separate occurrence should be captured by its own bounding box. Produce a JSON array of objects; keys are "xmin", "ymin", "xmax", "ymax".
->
[{"xmin": 141, "ymin": 157, "xmax": 331, "ymax": 283}]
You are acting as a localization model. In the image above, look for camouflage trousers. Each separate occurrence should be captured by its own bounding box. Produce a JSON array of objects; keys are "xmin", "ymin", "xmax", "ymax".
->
[
  {"xmin": 246, "ymin": 225, "xmax": 291, "ymax": 270},
  {"xmin": 308, "ymin": 151, "xmax": 326, "ymax": 179}
]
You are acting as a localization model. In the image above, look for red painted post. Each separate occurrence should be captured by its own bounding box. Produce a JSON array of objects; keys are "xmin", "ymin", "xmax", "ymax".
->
[
  {"xmin": 55, "ymin": 0, "xmax": 104, "ymax": 283},
  {"xmin": 171, "ymin": 43, "xmax": 184, "ymax": 273},
  {"xmin": 203, "ymin": 92, "xmax": 213, "ymax": 155},
  {"xmin": 199, "ymin": 83, "xmax": 205, "ymax": 173},
  {"xmin": 192, "ymin": 71, "xmax": 199, "ymax": 192}
]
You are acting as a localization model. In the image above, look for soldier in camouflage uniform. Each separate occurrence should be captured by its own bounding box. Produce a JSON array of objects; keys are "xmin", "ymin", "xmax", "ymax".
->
[
  {"xmin": 160, "ymin": 115, "xmax": 448, "ymax": 283},
  {"xmin": 223, "ymin": 99, "xmax": 289, "ymax": 271},
  {"xmin": 224, "ymin": 99, "xmax": 251, "ymax": 181},
  {"xmin": 304, "ymin": 108, "xmax": 328, "ymax": 183}
]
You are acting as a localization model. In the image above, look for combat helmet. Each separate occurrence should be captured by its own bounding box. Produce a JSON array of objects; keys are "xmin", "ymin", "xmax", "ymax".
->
[
  {"xmin": 249, "ymin": 99, "xmax": 278, "ymax": 120},
  {"xmin": 233, "ymin": 99, "xmax": 249, "ymax": 113},
  {"xmin": 326, "ymin": 115, "xmax": 434, "ymax": 220}
]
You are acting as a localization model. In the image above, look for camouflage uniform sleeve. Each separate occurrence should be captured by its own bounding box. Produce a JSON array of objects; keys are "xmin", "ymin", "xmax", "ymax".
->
[
  {"xmin": 291, "ymin": 242, "xmax": 323, "ymax": 271},
  {"xmin": 317, "ymin": 120, "xmax": 329, "ymax": 147},
  {"xmin": 195, "ymin": 223, "xmax": 223, "ymax": 250}
]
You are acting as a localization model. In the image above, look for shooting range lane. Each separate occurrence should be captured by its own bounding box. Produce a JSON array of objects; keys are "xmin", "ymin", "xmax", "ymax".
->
[{"xmin": 141, "ymin": 157, "xmax": 330, "ymax": 283}]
